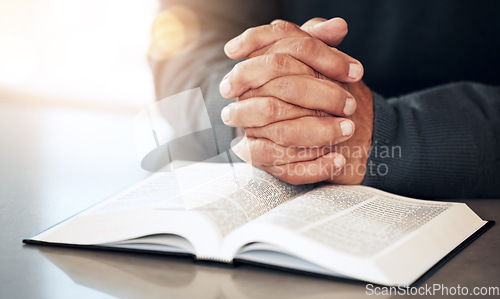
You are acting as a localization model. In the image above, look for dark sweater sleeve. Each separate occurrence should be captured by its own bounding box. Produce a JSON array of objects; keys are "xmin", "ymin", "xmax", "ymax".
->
[{"xmin": 362, "ymin": 82, "xmax": 500, "ymax": 199}]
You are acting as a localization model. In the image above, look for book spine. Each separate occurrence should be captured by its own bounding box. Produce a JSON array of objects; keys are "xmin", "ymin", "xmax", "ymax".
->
[{"xmin": 195, "ymin": 255, "xmax": 232, "ymax": 263}]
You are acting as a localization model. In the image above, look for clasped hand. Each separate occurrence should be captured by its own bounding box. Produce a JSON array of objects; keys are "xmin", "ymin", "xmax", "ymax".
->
[{"xmin": 220, "ymin": 18, "xmax": 374, "ymax": 185}]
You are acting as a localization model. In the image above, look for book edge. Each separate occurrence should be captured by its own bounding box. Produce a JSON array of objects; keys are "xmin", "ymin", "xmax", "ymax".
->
[
  {"xmin": 22, "ymin": 238, "xmax": 197, "ymax": 260},
  {"xmin": 409, "ymin": 219, "xmax": 494, "ymax": 287},
  {"xmin": 23, "ymin": 220, "xmax": 494, "ymax": 286}
]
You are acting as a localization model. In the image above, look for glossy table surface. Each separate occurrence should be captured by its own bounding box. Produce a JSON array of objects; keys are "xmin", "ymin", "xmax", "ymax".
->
[{"xmin": 1, "ymin": 100, "xmax": 499, "ymax": 299}]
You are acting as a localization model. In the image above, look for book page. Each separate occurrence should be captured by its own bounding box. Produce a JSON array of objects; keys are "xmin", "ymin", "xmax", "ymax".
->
[
  {"xmin": 192, "ymin": 163, "xmax": 311, "ymax": 238},
  {"xmin": 32, "ymin": 162, "xmax": 310, "ymax": 258},
  {"xmin": 31, "ymin": 162, "xmax": 237, "ymax": 252},
  {"xmin": 87, "ymin": 172, "xmax": 184, "ymax": 214},
  {"xmin": 246, "ymin": 185, "xmax": 453, "ymax": 257},
  {"xmin": 222, "ymin": 184, "xmax": 488, "ymax": 285}
]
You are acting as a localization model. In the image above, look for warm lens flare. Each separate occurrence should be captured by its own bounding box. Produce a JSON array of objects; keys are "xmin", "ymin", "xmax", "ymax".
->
[{"xmin": 148, "ymin": 6, "xmax": 200, "ymax": 61}]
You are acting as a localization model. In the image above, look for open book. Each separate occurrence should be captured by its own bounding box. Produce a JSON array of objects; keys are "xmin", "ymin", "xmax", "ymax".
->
[{"xmin": 24, "ymin": 161, "xmax": 491, "ymax": 286}]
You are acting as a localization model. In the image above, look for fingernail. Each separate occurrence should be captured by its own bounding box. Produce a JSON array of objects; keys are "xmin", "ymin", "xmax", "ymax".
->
[
  {"xmin": 348, "ymin": 63, "xmax": 362, "ymax": 80},
  {"xmin": 221, "ymin": 106, "xmax": 231, "ymax": 124},
  {"xmin": 232, "ymin": 142, "xmax": 240, "ymax": 155},
  {"xmin": 230, "ymin": 135, "xmax": 243, "ymax": 148},
  {"xmin": 231, "ymin": 136, "xmax": 249, "ymax": 160},
  {"xmin": 313, "ymin": 21, "xmax": 326, "ymax": 30},
  {"xmin": 340, "ymin": 120, "xmax": 354, "ymax": 136},
  {"xmin": 219, "ymin": 78, "xmax": 231, "ymax": 97},
  {"xmin": 343, "ymin": 97, "xmax": 356, "ymax": 116},
  {"xmin": 225, "ymin": 37, "xmax": 240, "ymax": 55},
  {"xmin": 230, "ymin": 137, "xmax": 242, "ymax": 155},
  {"xmin": 333, "ymin": 154, "xmax": 346, "ymax": 169}
]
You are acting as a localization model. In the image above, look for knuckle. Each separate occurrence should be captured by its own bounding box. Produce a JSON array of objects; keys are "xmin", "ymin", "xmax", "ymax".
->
[
  {"xmin": 294, "ymin": 37, "xmax": 319, "ymax": 55},
  {"xmin": 329, "ymin": 58, "xmax": 343, "ymax": 75},
  {"xmin": 325, "ymin": 86, "xmax": 344, "ymax": 113},
  {"xmin": 275, "ymin": 77, "xmax": 296, "ymax": 100},
  {"xmin": 231, "ymin": 63, "xmax": 242, "ymax": 79},
  {"xmin": 230, "ymin": 62, "xmax": 248, "ymax": 86},
  {"xmin": 272, "ymin": 20, "xmax": 297, "ymax": 34},
  {"xmin": 328, "ymin": 53, "xmax": 348, "ymax": 77},
  {"xmin": 324, "ymin": 118, "xmax": 341, "ymax": 144},
  {"xmin": 263, "ymin": 98, "xmax": 281, "ymax": 122},
  {"xmin": 241, "ymin": 27, "xmax": 255, "ymax": 42},
  {"xmin": 310, "ymin": 17, "xmax": 326, "ymax": 23},
  {"xmin": 266, "ymin": 53, "xmax": 290, "ymax": 72},
  {"xmin": 231, "ymin": 104, "xmax": 246, "ymax": 124}
]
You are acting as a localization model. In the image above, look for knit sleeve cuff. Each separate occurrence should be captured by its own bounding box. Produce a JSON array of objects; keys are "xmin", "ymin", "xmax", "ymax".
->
[{"xmin": 361, "ymin": 92, "xmax": 402, "ymax": 192}]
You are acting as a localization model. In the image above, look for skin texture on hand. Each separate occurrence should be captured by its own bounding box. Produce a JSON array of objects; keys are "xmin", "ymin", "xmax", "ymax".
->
[{"xmin": 221, "ymin": 18, "xmax": 374, "ymax": 185}]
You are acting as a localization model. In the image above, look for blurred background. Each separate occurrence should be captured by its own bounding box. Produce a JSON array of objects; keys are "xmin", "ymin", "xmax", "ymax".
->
[
  {"xmin": 0, "ymin": 0, "xmax": 160, "ymax": 225},
  {"xmin": 0, "ymin": 3, "xmax": 208, "ymax": 297},
  {"xmin": 0, "ymin": 0, "xmax": 157, "ymax": 108}
]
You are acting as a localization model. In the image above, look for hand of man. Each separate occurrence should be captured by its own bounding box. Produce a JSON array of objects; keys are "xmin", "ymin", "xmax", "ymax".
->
[{"xmin": 220, "ymin": 18, "xmax": 373, "ymax": 185}]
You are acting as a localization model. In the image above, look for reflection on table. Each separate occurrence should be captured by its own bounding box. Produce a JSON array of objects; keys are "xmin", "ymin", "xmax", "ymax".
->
[{"xmin": 38, "ymin": 246, "xmax": 375, "ymax": 299}]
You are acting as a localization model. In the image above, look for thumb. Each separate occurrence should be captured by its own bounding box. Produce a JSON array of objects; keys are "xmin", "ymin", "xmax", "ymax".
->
[{"xmin": 300, "ymin": 17, "xmax": 348, "ymax": 47}]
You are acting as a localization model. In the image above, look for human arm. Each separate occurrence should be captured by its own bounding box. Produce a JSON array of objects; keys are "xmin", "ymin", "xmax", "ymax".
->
[
  {"xmin": 222, "ymin": 19, "xmax": 500, "ymax": 198},
  {"xmin": 365, "ymin": 82, "xmax": 500, "ymax": 199}
]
